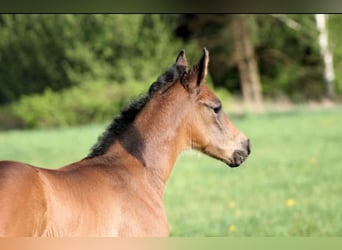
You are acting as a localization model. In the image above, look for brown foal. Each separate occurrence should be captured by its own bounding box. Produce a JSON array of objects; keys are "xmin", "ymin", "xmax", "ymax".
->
[{"xmin": 0, "ymin": 49, "xmax": 250, "ymax": 237}]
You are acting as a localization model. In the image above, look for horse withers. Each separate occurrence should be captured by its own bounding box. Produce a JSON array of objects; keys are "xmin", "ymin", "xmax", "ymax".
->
[{"xmin": 0, "ymin": 49, "xmax": 250, "ymax": 236}]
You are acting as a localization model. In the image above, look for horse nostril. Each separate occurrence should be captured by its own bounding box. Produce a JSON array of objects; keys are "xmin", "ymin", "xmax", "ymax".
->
[
  {"xmin": 231, "ymin": 150, "xmax": 246, "ymax": 167},
  {"xmin": 245, "ymin": 139, "xmax": 251, "ymax": 154}
]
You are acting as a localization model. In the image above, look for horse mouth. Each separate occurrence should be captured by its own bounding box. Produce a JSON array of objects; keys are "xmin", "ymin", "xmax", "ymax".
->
[
  {"xmin": 226, "ymin": 150, "xmax": 249, "ymax": 168},
  {"xmin": 204, "ymin": 144, "xmax": 250, "ymax": 168}
]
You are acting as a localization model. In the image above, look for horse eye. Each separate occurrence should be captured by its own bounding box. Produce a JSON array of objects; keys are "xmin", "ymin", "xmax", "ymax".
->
[{"xmin": 212, "ymin": 104, "xmax": 222, "ymax": 114}]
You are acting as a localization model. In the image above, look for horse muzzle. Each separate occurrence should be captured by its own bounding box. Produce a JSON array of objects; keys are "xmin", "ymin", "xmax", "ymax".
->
[{"xmin": 228, "ymin": 139, "xmax": 251, "ymax": 168}]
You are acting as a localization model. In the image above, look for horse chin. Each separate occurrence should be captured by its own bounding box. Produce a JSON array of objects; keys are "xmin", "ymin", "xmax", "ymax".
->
[
  {"xmin": 226, "ymin": 160, "xmax": 242, "ymax": 168},
  {"xmin": 211, "ymin": 155, "xmax": 242, "ymax": 168}
]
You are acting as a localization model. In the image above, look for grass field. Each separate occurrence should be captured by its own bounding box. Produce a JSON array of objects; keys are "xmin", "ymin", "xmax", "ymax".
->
[{"xmin": 0, "ymin": 108, "xmax": 341, "ymax": 236}]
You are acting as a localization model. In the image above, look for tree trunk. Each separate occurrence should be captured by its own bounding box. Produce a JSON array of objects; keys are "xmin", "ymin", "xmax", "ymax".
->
[
  {"xmin": 315, "ymin": 14, "xmax": 335, "ymax": 100},
  {"xmin": 230, "ymin": 15, "xmax": 263, "ymax": 112}
]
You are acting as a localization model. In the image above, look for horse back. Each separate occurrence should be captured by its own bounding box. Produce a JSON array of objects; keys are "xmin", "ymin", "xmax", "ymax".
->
[
  {"xmin": 0, "ymin": 159, "xmax": 169, "ymax": 236},
  {"xmin": 0, "ymin": 161, "xmax": 47, "ymax": 236}
]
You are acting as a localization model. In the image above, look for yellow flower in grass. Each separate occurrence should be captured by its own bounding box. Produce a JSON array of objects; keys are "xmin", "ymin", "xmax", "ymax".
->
[
  {"xmin": 286, "ymin": 199, "xmax": 295, "ymax": 207},
  {"xmin": 228, "ymin": 225, "xmax": 237, "ymax": 232},
  {"xmin": 309, "ymin": 157, "xmax": 317, "ymax": 166},
  {"xmin": 235, "ymin": 209, "xmax": 242, "ymax": 218},
  {"xmin": 228, "ymin": 201, "xmax": 236, "ymax": 209}
]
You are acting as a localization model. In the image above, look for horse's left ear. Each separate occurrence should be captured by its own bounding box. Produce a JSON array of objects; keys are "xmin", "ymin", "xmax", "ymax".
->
[
  {"xmin": 196, "ymin": 48, "xmax": 209, "ymax": 85},
  {"xmin": 184, "ymin": 48, "xmax": 209, "ymax": 93}
]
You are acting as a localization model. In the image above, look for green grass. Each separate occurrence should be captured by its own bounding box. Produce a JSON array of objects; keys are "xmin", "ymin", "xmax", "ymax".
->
[{"xmin": 0, "ymin": 108, "xmax": 341, "ymax": 236}]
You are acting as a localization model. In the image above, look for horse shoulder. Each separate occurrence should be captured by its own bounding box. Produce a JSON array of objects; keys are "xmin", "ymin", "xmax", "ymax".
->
[
  {"xmin": 35, "ymin": 160, "xmax": 126, "ymax": 236},
  {"xmin": 0, "ymin": 161, "xmax": 47, "ymax": 236}
]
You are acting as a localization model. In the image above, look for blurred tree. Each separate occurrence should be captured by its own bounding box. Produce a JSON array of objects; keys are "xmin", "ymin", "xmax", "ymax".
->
[
  {"xmin": 253, "ymin": 14, "xmax": 324, "ymax": 101},
  {"xmin": 328, "ymin": 14, "xmax": 342, "ymax": 95},
  {"xmin": 315, "ymin": 14, "xmax": 335, "ymax": 99},
  {"xmin": 0, "ymin": 14, "xmax": 98, "ymax": 104},
  {"xmin": 175, "ymin": 14, "xmax": 326, "ymax": 102},
  {"xmin": 230, "ymin": 15, "xmax": 263, "ymax": 111},
  {"xmin": 0, "ymin": 14, "xmax": 182, "ymax": 105}
]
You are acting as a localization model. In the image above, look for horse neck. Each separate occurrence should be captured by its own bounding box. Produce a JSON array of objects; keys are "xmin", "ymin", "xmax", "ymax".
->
[{"xmin": 111, "ymin": 85, "xmax": 190, "ymax": 192}]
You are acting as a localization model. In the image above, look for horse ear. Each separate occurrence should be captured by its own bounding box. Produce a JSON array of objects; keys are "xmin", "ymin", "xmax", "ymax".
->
[
  {"xmin": 175, "ymin": 49, "xmax": 188, "ymax": 67},
  {"xmin": 194, "ymin": 48, "xmax": 209, "ymax": 85},
  {"xmin": 185, "ymin": 48, "xmax": 209, "ymax": 92}
]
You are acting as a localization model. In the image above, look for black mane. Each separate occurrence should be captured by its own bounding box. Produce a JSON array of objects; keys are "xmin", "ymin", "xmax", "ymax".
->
[{"xmin": 87, "ymin": 64, "xmax": 186, "ymax": 158}]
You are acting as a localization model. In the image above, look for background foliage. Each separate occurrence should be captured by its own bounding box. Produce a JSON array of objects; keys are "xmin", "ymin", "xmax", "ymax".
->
[{"xmin": 0, "ymin": 14, "xmax": 341, "ymax": 129}]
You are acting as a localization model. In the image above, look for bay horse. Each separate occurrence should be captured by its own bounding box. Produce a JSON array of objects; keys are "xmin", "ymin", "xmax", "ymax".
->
[{"xmin": 0, "ymin": 49, "xmax": 250, "ymax": 237}]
